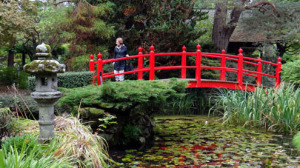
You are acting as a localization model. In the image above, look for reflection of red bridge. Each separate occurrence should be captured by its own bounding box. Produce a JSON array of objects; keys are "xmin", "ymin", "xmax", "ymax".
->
[{"xmin": 89, "ymin": 44, "xmax": 282, "ymax": 91}]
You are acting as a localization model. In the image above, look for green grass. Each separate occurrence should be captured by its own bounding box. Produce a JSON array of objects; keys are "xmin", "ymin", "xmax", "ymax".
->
[{"xmin": 210, "ymin": 83, "xmax": 300, "ymax": 134}]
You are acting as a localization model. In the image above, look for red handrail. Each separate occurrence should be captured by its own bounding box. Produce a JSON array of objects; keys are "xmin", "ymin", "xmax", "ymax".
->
[{"xmin": 89, "ymin": 44, "xmax": 282, "ymax": 90}]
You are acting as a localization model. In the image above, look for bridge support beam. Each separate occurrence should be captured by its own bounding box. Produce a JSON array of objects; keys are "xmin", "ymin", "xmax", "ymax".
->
[
  {"xmin": 237, "ymin": 48, "xmax": 243, "ymax": 89},
  {"xmin": 149, "ymin": 45, "xmax": 155, "ymax": 80},
  {"xmin": 138, "ymin": 47, "xmax": 143, "ymax": 80},
  {"xmin": 196, "ymin": 44, "xmax": 202, "ymax": 87}
]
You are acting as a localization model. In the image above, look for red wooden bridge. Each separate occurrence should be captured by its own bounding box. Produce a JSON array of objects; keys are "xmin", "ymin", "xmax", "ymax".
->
[{"xmin": 89, "ymin": 44, "xmax": 282, "ymax": 91}]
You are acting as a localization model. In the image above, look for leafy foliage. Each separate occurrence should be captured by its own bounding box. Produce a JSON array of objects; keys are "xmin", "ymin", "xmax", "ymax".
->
[
  {"xmin": 0, "ymin": 67, "xmax": 29, "ymax": 89},
  {"xmin": 108, "ymin": 0, "xmax": 206, "ymax": 52},
  {"xmin": 210, "ymin": 83, "xmax": 300, "ymax": 134},
  {"xmin": 282, "ymin": 56, "xmax": 300, "ymax": 86}
]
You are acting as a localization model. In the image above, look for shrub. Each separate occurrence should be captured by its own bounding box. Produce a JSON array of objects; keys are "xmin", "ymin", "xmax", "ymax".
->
[
  {"xmin": 0, "ymin": 67, "xmax": 29, "ymax": 89},
  {"xmin": 58, "ymin": 80, "xmax": 188, "ymax": 115},
  {"xmin": 0, "ymin": 94, "xmax": 38, "ymax": 120},
  {"xmin": 28, "ymin": 71, "xmax": 93, "ymax": 90},
  {"xmin": 293, "ymin": 131, "xmax": 300, "ymax": 151},
  {"xmin": 282, "ymin": 59, "xmax": 300, "ymax": 86},
  {"xmin": 0, "ymin": 108, "xmax": 16, "ymax": 139},
  {"xmin": 210, "ymin": 83, "xmax": 300, "ymax": 134}
]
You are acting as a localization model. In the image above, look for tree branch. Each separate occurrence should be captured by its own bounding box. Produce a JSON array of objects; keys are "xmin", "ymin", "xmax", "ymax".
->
[
  {"xmin": 54, "ymin": 0, "xmax": 72, "ymax": 6},
  {"xmin": 244, "ymin": 1, "xmax": 279, "ymax": 16}
]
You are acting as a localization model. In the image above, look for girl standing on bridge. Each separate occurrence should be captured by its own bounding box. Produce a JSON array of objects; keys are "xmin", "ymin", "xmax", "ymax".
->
[{"xmin": 113, "ymin": 37, "xmax": 129, "ymax": 81}]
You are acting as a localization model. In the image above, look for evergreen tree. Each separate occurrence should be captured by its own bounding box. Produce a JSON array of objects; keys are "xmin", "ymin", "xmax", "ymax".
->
[{"xmin": 107, "ymin": 0, "xmax": 207, "ymax": 53}]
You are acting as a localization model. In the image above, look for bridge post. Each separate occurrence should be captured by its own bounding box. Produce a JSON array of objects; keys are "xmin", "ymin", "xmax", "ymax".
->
[
  {"xmin": 220, "ymin": 49, "xmax": 226, "ymax": 81},
  {"xmin": 275, "ymin": 57, "xmax": 282, "ymax": 88},
  {"xmin": 237, "ymin": 48, "xmax": 243, "ymax": 88},
  {"xmin": 97, "ymin": 52, "xmax": 103, "ymax": 85},
  {"xmin": 89, "ymin": 54, "xmax": 95, "ymax": 85},
  {"xmin": 196, "ymin": 44, "xmax": 201, "ymax": 87},
  {"xmin": 149, "ymin": 45, "xmax": 155, "ymax": 80},
  {"xmin": 181, "ymin": 46, "xmax": 186, "ymax": 79},
  {"xmin": 257, "ymin": 58, "xmax": 262, "ymax": 86},
  {"xmin": 138, "ymin": 47, "xmax": 143, "ymax": 80}
]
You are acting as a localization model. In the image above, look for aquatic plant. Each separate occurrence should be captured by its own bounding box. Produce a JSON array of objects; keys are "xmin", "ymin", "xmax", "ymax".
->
[{"xmin": 210, "ymin": 83, "xmax": 300, "ymax": 134}]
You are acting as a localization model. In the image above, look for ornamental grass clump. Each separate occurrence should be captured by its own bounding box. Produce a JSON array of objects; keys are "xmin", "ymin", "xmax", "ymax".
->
[
  {"xmin": 22, "ymin": 116, "xmax": 111, "ymax": 168},
  {"xmin": 210, "ymin": 83, "xmax": 300, "ymax": 134},
  {"xmin": 0, "ymin": 134, "xmax": 73, "ymax": 168}
]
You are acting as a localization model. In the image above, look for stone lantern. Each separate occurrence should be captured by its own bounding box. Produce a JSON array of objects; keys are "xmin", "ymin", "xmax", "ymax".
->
[{"xmin": 24, "ymin": 43, "xmax": 65, "ymax": 143}]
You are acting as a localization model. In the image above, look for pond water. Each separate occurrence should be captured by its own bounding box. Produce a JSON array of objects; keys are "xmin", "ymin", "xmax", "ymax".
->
[{"xmin": 110, "ymin": 115, "xmax": 300, "ymax": 167}]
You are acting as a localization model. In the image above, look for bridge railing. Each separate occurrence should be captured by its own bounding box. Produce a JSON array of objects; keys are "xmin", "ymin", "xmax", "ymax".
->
[{"xmin": 89, "ymin": 44, "xmax": 282, "ymax": 88}]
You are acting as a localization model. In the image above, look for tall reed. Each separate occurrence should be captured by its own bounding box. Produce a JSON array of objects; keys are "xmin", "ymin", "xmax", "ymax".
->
[{"xmin": 210, "ymin": 83, "xmax": 300, "ymax": 134}]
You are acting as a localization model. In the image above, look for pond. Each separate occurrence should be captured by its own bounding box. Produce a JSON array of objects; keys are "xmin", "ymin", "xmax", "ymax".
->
[{"xmin": 110, "ymin": 115, "xmax": 299, "ymax": 167}]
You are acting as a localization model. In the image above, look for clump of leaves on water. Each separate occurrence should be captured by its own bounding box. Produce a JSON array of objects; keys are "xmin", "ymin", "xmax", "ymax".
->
[{"xmin": 113, "ymin": 116, "xmax": 298, "ymax": 167}]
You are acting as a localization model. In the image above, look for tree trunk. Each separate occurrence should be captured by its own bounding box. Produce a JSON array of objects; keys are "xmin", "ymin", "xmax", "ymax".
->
[
  {"xmin": 212, "ymin": 1, "xmax": 245, "ymax": 52},
  {"xmin": 22, "ymin": 52, "xmax": 26, "ymax": 66},
  {"xmin": 7, "ymin": 50, "xmax": 14, "ymax": 67},
  {"xmin": 212, "ymin": 2, "xmax": 228, "ymax": 52}
]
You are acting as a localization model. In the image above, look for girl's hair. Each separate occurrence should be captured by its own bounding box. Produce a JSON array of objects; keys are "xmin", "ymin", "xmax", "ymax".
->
[{"xmin": 116, "ymin": 37, "xmax": 123, "ymax": 44}]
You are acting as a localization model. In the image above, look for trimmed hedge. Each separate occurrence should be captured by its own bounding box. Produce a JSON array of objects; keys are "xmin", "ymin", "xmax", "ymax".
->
[
  {"xmin": 58, "ymin": 79, "xmax": 188, "ymax": 115},
  {"xmin": 28, "ymin": 71, "xmax": 93, "ymax": 90}
]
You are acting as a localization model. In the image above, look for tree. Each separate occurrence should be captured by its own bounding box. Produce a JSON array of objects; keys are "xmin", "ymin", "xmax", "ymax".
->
[
  {"xmin": 107, "ymin": 0, "xmax": 206, "ymax": 53},
  {"xmin": 210, "ymin": 0, "xmax": 278, "ymax": 52},
  {"xmin": 240, "ymin": 1, "xmax": 300, "ymax": 58},
  {"xmin": 0, "ymin": 0, "xmax": 37, "ymax": 66}
]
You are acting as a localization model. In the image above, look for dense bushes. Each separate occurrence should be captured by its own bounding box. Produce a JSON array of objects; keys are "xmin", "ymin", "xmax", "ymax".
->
[
  {"xmin": 210, "ymin": 83, "xmax": 300, "ymax": 134},
  {"xmin": 28, "ymin": 71, "xmax": 93, "ymax": 90},
  {"xmin": 0, "ymin": 67, "xmax": 29, "ymax": 89},
  {"xmin": 58, "ymin": 80, "xmax": 187, "ymax": 115},
  {"xmin": 0, "ymin": 94, "xmax": 38, "ymax": 119}
]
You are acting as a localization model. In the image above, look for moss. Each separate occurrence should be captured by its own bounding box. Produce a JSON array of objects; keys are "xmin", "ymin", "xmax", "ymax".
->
[
  {"xmin": 24, "ymin": 60, "xmax": 62, "ymax": 74},
  {"xmin": 89, "ymin": 108, "xmax": 105, "ymax": 115}
]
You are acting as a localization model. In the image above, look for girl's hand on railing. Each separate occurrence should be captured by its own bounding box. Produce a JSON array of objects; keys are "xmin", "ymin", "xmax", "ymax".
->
[{"xmin": 126, "ymin": 54, "xmax": 130, "ymax": 57}]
